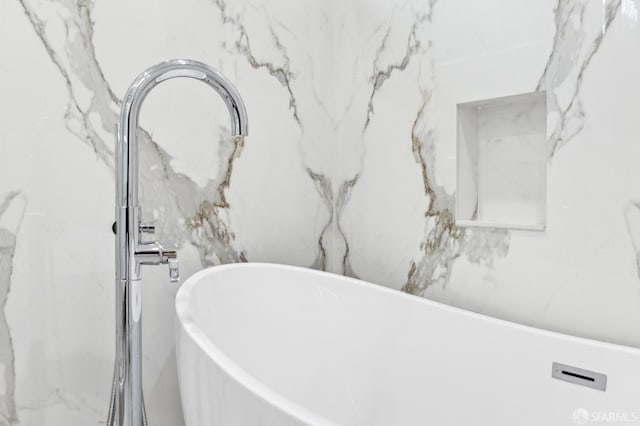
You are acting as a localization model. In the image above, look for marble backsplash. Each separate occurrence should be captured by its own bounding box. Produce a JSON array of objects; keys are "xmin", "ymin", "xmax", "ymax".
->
[{"xmin": 1, "ymin": 0, "xmax": 639, "ymax": 424}]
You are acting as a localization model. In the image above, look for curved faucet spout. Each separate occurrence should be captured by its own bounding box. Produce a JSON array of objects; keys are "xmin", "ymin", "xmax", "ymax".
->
[
  {"xmin": 117, "ymin": 59, "xmax": 249, "ymax": 208},
  {"xmin": 112, "ymin": 59, "xmax": 248, "ymax": 426}
]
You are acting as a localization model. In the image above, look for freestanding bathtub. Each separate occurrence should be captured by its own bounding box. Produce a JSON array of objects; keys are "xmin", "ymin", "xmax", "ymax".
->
[{"xmin": 175, "ymin": 263, "xmax": 640, "ymax": 426}]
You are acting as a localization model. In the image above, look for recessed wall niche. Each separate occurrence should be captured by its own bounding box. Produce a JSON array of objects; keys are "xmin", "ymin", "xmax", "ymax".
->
[{"xmin": 456, "ymin": 91, "xmax": 546, "ymax": 231}]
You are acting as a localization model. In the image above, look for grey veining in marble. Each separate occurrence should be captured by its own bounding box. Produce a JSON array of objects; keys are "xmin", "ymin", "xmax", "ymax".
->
[
  {"xmin": 212, "ymin": 0, "xmax": 301, "ymax": 126},
  {"xmin": 212, "ymin": 0, "xmax": 341, "ymax": 270},
  {"xmin": 308, "ymin": 169, "xmax": 332, "ymax": 272},
  {"xmin": 625, "ymin": 200, "xmax": 640, "ymax": 279},
  {"xmin": 0, "ymin": 192, "xmax": 25, "ymax": 426},
  {"xmin": 4, "ymin": 0, "xmax": 640, "ymax": 424},
  {"xmin": 538, "ymin": 0, "xmax": 622, "ymax": 157},
  {"xmin": 355, "ymin": 1, "xmax": 509, "ymax": 295},
  {"xmin": 364, "ymin": 12, "xmax": 427, "ymax": 131},
  {"xmin": 335, "ymin": 176, "xmax": 360, "ymax": 278},
  {"xmin": 404, "ymin": 0, "xmax": 625, "ymax": 294},
  {"xmin": 309, "ymin": 169, "xmax": 359, "ymax": 276},
  {"xmin": 19, "ymin": 0, "xmax": 118, "ymax": 170},
  {"xmin": 18, "ymin": 0, "xmax": 249, "ymax": 265},
  {"xmin": 403, "ymin": 94, "xmax": 509, "ymax": 295}
]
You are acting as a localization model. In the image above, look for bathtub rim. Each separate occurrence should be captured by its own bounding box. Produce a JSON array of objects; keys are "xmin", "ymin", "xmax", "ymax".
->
[
  {"xmin": 175, "ymin": 262, "xmax": 640, "ymax": 424},
  {"xmin": 175, "ymin": 263, "xmax": 338, "ymax": 426}
]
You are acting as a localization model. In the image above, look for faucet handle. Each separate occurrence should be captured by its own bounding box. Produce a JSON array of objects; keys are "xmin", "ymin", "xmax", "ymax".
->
[
  {"xmin": 160, "ymin": 241, "xmax": 179, "ymax": 283},
  {"xmin": 168, "ymin": 258, "xmax": 179, "ymax": 283}
]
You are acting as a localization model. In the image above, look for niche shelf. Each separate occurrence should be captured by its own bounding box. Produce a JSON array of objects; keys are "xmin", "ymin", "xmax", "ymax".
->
[{"xmin": 456, "ymin": 91, "xmax": 547, "ymax": 231}]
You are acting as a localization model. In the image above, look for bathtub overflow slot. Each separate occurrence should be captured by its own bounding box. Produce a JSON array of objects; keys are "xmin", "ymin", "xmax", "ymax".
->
[{"xmin": 551, "ymin": 362, "xmax": 607, "ymax": 391}]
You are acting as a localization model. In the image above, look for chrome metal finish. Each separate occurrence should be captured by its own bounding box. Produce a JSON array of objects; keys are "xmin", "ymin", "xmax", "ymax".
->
[
  {"xmin": 111, "ymin": 59, "xmax": 248, "ymax": 426},
  {"xmin": 168, "ymin": 258, "xmax": 180, "ymax": 283},
  {"xmin": 551, "ymin": 362, "xmax": 607, "ymax": 391},
  {"xmin": 139, "ymin": 222, "xmax": 156, "ymax": 234}
]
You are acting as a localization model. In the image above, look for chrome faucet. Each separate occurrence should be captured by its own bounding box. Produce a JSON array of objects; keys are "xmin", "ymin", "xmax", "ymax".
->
[{"xmin": 109, "ymin": 59, "xmax": 248, "ymax": 426}]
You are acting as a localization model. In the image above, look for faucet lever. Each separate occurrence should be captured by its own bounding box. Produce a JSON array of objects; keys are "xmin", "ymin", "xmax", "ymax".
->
[
  {"xmin": 134, "ymin": 240, "xmax": 179, "ymax": 282},
  {"xmin": 168, "ymin": 258, "xmax": 179, "ymax": 283},
  {"xmin": 159, "ymin": 241, "xmax": 179, "ymax": 283}
]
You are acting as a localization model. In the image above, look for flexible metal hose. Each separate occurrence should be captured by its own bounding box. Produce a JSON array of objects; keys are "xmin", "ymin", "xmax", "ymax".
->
[
  {"xmin": 106, "ymin": 367, "xmax": 116, "ymax": 425},
  {"xmin": 106, "ymin": 365, "xmax": 149, "ymax": 426}
]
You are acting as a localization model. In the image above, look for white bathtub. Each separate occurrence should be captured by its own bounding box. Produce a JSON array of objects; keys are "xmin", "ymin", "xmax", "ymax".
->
[{"xmin": 175, "ymin": 263, "xmax": 640, "ymax": 426}]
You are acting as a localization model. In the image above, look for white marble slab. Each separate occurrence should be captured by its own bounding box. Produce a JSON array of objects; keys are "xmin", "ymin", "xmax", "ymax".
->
[{"xmin": 0, "ymin": 0, "xmax": 639, "ymax": 424}]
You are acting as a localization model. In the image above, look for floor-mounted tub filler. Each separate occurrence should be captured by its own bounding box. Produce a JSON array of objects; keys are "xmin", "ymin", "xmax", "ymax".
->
[
  {"xmin": 176, "ymin": 263, "xmax": 640, "ymax": 426},
  {"xmin": 109, "ymin": 59, "xmax": 248, "ymax": 426}
]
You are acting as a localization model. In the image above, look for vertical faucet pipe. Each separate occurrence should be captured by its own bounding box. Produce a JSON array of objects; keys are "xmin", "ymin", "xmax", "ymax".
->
[{"xmin": 114, "ymin": 59, "xmax": 248, "ymax": 425}]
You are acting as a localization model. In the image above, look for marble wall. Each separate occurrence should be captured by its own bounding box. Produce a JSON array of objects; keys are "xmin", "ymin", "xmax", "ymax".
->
[{"xmin": 0, "ymin": 0, "xmax": 639, "ymax": 424}]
